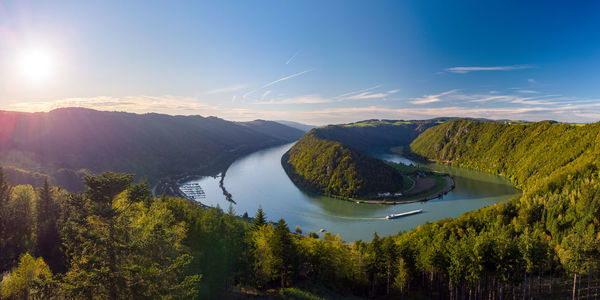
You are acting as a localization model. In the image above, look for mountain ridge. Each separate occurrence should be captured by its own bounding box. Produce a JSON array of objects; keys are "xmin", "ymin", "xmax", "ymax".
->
[{"xmin": 0, "ymin": 107, "xmax": 304, "ymax": 190}]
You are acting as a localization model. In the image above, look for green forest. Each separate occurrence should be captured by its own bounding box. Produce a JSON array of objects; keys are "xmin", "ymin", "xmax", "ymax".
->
[
  {"xmin": 2, "ymin": 119, "xmax": 600, "ymax": 299},
  {"xmin": 282, "ymin": 131, "xmax": 403, "ymax": 199}
]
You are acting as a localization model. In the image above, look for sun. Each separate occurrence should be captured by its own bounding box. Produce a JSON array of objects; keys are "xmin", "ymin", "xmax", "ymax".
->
[{"xmin": 17, "ymin": 48, "xmax": 55, "ymax": 84}]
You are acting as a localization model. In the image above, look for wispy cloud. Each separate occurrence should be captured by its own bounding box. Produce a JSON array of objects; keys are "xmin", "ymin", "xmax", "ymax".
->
[
  {"xmin": 285, "ymin": 50, "xmax": 301, "ymax": 65},
  {"xmin": 243, "ymin": 69, "xmax": 313, "ymax": 100},
  {"xmin": 254, "ymin": 95, "xmax": 331, "ymax": 105},
  {"xmin": 7, "ymin": 88, "xmax": 600, "ymax": 127},
  {"xmin": 445, "ymin": 65, "xmax": 534, "ymax": 74},
  {"xmin": 516, "ymin": 89, "xmax": 539, "ymax": 94},
  {"xmin": 203, "ymin": 83, "xmax": 250, "ymax": 95},
  {"xmin": 263, "ymin": 69, "xmax": 312, "ymax": 88},
  {"xmin": 261, "ymin": 90, "xmax": 272, "ymax": 100},
  {"xmin": 7, "ymin": 95, "xmax": 220, "ymax": 116},
  {"xmin": 335, "ymin": 85, "xmax": 399, "ymax": 100},
  {"xmin": 336, "ymin": 85, "xmax": 383, "ymax": 99},
  {"xmin": 411, "ymin": 90, "xmax": 458, "ymax": 104}
]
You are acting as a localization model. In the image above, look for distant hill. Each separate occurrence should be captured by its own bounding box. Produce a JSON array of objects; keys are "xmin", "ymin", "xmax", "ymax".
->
[
  {"xmin": 274, "ymin": 120, "xmax": 315, "ymax": 132},
  {"xmin": 0, "ymin": 108, "xmax": 304, "ymax": 191},
  {"xmin": 282, "ymin": 130, "xmax": 403, "ymax": 199},
  {"xmin": 280, "ymin": 119, "xmax": 455, "ymax": 199},
  {"xmin": 310, "ymin": 119, "xmax": 445, "ymax": 152}
]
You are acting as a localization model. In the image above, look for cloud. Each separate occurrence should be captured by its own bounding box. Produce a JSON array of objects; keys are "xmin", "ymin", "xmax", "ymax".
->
[
  {"xmin": 335, "ymin": 85, "xmax": 400, "ymax": 100},
  {"xmin": 336, "ymin": 85, "xmax": 383, "ymax": 99},
  {"xmin": 411, "ymin": 90, "xmax": 458, "ymax": 104},
  {"xmin": 203, "ymin": 83, "xmax": 250, "ymax": 95},
  {"xmin": 253, "ymin": 95, "xmax": 332, "ymax": 105},
  {"xmin": 243, "ymin": 69, "xmax": 313, "ymax": 100},
  {"xmin": 445, "ymin": 65, "xmax": 534, "ymax": 74},
  {"xmin": 261, "ymin": 90, "xmax": 271, "ymax": 100},
  {"xmin": 285, "ymin": 50, "xmax": 301, "ymax": 65},
  {"xmin": 7, "ymin": 95, "xmax": 221, "ymax": 116},
  {"xmin": 516, "ymin": 89, "xmax": 539, "ymax": 94},
  {"xmin": 345, "ymin": 92, "xmax": 390, "ymax": 100},
  {"xmin": 528, "ymin": 78, "xmax": 536, "ymax": 83},
  {"xmin": 6, "ymin": 90, "xmax": 600, "ymax": 127},
  {"xmin": 262, "ymin": 69, "xmax": 312, "ymax": 88}
]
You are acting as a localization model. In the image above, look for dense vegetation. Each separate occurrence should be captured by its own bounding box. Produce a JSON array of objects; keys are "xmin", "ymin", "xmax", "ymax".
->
[
  {"xmin": 282, "ymin": 131, "xmax": 403, "ymax": 198},
  {"xmin": 404, "ymin": 119, "xmax": 600, "ymax": 298},
  {"xmin": 3, "ymin": 118, "xmax": 600, "ymax": 299},
  {"xmin": 0, "ymin": 108, "xmax": 303, "ymax": 191},
  {"xmin": 0, "ymin": 169, "xmax": 251, "ymax": 299}
]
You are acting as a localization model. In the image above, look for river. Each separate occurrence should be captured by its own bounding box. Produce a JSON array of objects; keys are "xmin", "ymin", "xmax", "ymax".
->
[{"xmin": 181, "ymin": 142, "xmax": 520, "ymax": 241}]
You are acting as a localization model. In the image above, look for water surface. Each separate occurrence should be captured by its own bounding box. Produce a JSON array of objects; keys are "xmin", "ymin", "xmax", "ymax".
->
[{"xmin": 183, "ymin": 143, "xmax": 520, "ymax": 241}]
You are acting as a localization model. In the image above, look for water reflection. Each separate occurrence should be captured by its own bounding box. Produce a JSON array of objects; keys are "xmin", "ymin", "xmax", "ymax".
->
[{"xmin": 182, "ymin": 143, "xmax": 520, "ymax": 241}]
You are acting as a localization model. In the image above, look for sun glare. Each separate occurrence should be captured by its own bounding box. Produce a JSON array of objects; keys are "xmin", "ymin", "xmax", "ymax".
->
[{"xmin": 17, "ymin": 48, "xmax": 55, "ymax": 84}]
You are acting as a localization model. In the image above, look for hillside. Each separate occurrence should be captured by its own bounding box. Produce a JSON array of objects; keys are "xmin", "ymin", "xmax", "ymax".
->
[
  {"xmin": 274, "ymin": 120, "xmax": 315, "ymax": 132},
  {"xmin": 282, "ymin": 131, "xmax": 403, "ymax": 199},
  {"xmin": 410, "ymin": 119, "xmax": 600, "ymax": 190},
  {"xmin": 0, "ymin": 108, "xmax": 304, "ymax": 191},
  {"xmin": 389, "ymin": 119, "xmax": 600, "ymax": 297},
  {"xmin": 312, "ymin": 118, "xmax": 444, "ymax": 152}
]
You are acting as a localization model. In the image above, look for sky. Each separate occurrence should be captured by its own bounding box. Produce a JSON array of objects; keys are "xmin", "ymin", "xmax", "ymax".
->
[{"xmin": 1, "ymin": 1, "xmax": 600, "ymax": 125}]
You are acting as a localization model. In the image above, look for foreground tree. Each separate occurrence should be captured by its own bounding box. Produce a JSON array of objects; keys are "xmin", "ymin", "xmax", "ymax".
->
[
  {"xmin": 0, "ymin": 253, "xmax": 55, "ymax": 299},
  {"xmin": 63, "ymin": 172, "xmax": 199, "ymax": 299}
]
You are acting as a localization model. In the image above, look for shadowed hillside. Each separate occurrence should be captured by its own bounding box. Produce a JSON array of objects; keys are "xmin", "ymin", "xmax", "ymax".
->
[
  {"xmin": 0, "ymin": 108, "xmax": 304, "ymax": 191},
  {"xmin": 311, "ymin": 118, "xmax": 446, "ymax": 152}
]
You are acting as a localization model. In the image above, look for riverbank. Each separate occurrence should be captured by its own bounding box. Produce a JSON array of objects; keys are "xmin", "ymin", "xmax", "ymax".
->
[{"xmin": 349, "ymin": 175, "xmax": 455, "ymax": 205}]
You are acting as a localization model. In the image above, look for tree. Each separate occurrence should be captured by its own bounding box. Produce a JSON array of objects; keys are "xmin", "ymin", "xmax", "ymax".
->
[
  {"xmin": 35, "ymin": 179, "xmax": 63, "ymax": 272},
  {"xmin": 382, "ymin": 237, "xmax": 398, "ymax": 295},
  {"xmin": 63, "ymin": 172, "xmax": 199, "ymax": 299},
  {"xmin": 0, "ymin": 167, "xmax": 13, "ymax": 272},
  {"xmin": 4, "ymin": 185, "xmax": 36, "ymax": 268},
  {"xmin": 0, "ymin": 253, "xmax": 55, "ymax": 299},
  {"xmin": 252, "ymin": 206, "xmax": 267, "ymax": 230},
  {"xmin": 271, "ymin": 219, "xmax": 296, "ymax": 288}
]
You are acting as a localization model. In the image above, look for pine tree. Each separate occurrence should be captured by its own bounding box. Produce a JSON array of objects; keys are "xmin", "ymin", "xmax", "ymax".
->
[
  {"xmin": 35, "ymin": 178, "xmax": 63, "ymax": 272},
  {"xmin": 252, "ymin": 206, "xmax": 267, "ymax": 230},
  {"xmin": 0, "ymin": 167, "xmax": 12, "ymax": 272},
  {"xmin": 272, "ymin": 218, "xmax": 296, "ymax": 288}
]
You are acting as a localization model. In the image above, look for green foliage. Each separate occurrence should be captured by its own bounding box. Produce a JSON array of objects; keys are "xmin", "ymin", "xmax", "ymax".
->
[
  {"xmin": 252, "ymin": 206, "xmax": 267, "ymax": 230},
  {"xmin": 278, "ymin": 287, "xmax": 325, "ymax": 300},
  {"xmin": 283, "ymin": 132, "xmax": 403, "ymax": 198},
  {"xmin": 62, "ymin": 172, "xmax": 200, "ymax": 299},
  {"xmin": 0, "ymin": 253, "xmax": 55, "ymax": 299}
]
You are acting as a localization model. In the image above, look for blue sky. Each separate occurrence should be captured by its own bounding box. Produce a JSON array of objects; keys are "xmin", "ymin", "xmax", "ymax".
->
[{"xmin": 1, "ymin": 1, "xmax": 599, "ymax": 125}]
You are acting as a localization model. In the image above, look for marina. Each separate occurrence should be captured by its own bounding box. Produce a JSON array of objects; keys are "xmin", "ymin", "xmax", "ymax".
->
[{"xmin": 178, "ymin": 182, "xmax": 206, "ymax": 200}]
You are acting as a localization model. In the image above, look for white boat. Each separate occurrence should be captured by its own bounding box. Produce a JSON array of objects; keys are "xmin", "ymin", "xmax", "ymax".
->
[{"xmin": 385, "ymin": 209, "xmax": 423, "ymax": 220}]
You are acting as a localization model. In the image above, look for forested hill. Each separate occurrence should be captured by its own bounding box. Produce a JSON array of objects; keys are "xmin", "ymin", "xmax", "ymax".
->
[
  {"xmin": 282, "ymin": 131, "xmax": 403, "ymax": 198},
  {"xmin": 394, "ymin": 119, "xmax": 600, "ymax": 297},
  {"xmin": 311, "ymin": 118, "xmax": 446, "ymax": 152},
  {"xmin": 410, "ymin": 119, "xmax": 600, "ymax": 190},
  {"xmin": 0, "ymin": 108, "xmax": 304, "ymax": 191}
]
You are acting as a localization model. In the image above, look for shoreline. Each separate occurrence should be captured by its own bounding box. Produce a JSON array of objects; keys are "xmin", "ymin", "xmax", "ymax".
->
[{"xmin": 337, "ymin": 175, "xmax": 455, "ymax": 205}]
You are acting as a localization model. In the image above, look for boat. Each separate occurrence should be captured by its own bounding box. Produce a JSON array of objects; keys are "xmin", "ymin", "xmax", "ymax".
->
[{"xmin": 385, "ymin": 209, "xmax": 423, "ymax": 220}]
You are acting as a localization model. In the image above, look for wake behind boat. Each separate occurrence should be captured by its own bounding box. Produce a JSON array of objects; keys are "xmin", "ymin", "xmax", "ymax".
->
[{"xmin": 386, "ymin": 209, "xmax": 423, "ymax": 220}]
